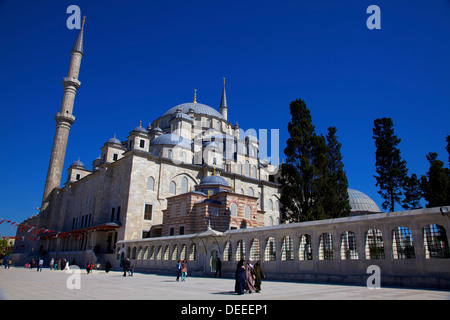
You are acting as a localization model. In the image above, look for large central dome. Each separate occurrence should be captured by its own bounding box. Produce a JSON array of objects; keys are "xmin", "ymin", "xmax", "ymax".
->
[{"xmin": 163, "ymin": 102, "xmax": 224, "ymax": 120}]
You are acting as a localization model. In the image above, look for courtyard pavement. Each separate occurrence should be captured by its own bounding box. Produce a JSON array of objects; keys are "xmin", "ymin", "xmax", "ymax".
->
[{"xmin": 0, "ymin": 266, "xmax": 448, "ymax": 301}]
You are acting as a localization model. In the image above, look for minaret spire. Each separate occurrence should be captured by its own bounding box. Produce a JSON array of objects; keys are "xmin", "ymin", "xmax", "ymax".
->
[
  {"xmin": 41, "ymin": 20, "xmax": 86, "ymax": 209},
  {"xmin": 219, "ymin": 77, "xmax": 228, "ymax": 120}
]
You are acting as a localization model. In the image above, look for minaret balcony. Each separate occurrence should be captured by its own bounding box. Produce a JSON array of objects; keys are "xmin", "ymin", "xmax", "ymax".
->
[
  {"xmin": 62, "ymin": 77, "xmax": 81, "ymax": 89},
  {"xmin": 55, "ymin": 112, "xmax": 76, "ymax": 125}
]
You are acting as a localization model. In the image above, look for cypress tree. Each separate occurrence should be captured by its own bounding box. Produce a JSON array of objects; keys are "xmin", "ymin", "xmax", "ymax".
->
[
  {"xmin": 372, "ymin": 117, "xmax": 408, "ymax": 212},
  {"xmin": 401, "ymin": 173, "xmax": 422, "ymax": 210},
  {"xmin": 280, "ymin": 99, "xmax": 317, "ymax": 222},
  {"xmin": 420, "ymin": 152, "xmax": 450, "ymax": 207},
  {"xmin": 325, "ymin": 127, "xmax": 351, "ymax": 218}
]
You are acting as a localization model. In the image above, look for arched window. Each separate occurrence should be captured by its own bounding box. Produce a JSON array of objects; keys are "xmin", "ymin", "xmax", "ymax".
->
[
  {"xmin": 340, "ymin": 231, "xmax": 358, "ymax": 260},
  {"xmin": 250, "ymin": 239, "xmax": 260, "ymax": 261},
  {"xmin": 235, "ymin": 240, "xmax": 246, "ymax": 261},
  {"xmin": 268, "ymin": 199, "xmax": 274, "ymax": 211},
  {"xmin": 181, "ymin": 177, "xmax": 188, "ymax": 193},
  {"xmin": 319, "ymin": 233, "xmax": 333, "ymax": 260},
  {"xmin": 424, "ymin": 224, "xmax": 449, "ymax": 259},
  {"xmin": 245, "ymin": 160, "xmax": 250, "ymax": 176},
  {"xmin": 230, "ymin": 203, "xmax": 238, "ymax": 217},
  {"xmin": 392, "ymin": 226, "xmax": 415, "ymax": 259},
  {"xmin": 137, "ymin": 246, "xmax": 143, "ymax": 260},
  {"xmin": 365, "ymin": 229, "xmax": 385, "ymax": 259},
  {"xmin": 167, "ymin": 149, "xmax": 173, "ymax": 159},
  {"xmin": 268, "ymin": 216, "xmax": 274, "ymax": 226},
  {"xmin": 247, "ymin": 187, "xmax": 254, "ymax": 197},
  {"xmin": 156, "ymin": 245, "xmax": 162, "ymax": 260},
  {"xmin": 189, "ymin": 244, "xmax": 196, "ymax": 261},
  {"xmin": 149, "ymin": 246, "xmax": 155, "ymax": 260},
  {"xmin": 172, "ymin": 245, "xmax": 178, "ymax": 261},
  {"xmin": 252, "ymin": 166, "xmax": 257, "ymax": 178},
  {"xmin": 180, "ymin": 244, "xmax": 187, "ymax": 261},
  {"xmin": 143, "ymin": 246, "xmax": 149, "ymax": 260},
  {"xmin": 169, "ymin": 181, "xmax": 176, "ymax": 195},
  {"xmin": 132, "ymin": 247, "xmax": 137, "ymax": 260},
  {"xmin": 147, "ymin": 176, "xmax": 155, "ymax": 191},
  {"xmin": 163, "ymin": 245, "xmax": 170, "ymax": 260},
  {"xmin": 223, "ymin": 240, "xmax": 232, "ymax": 261},
  {"xmin": 299, "ymin": 234, "xmax": 312, "ymax": 260},
  {"xmin": 244, "ymin": 205, "xmax": 251, "ymax": 219},
  {"xmin": 264, "ymin": 237, "xmax": 276, "ymax": 261},
  {"xmin": 281, "ymin": 236, "xmax": 294, "ymax": 261}
]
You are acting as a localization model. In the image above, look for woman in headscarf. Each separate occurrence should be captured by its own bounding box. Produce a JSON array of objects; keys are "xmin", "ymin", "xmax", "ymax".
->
[
  {"xmin": 253, "ymin": 260, "xmax": 265, "ymax": 293},
  {"xmin": 234, "ymin": 259, "xmax": 246, "ymax": 295},
  {"xmin": 245, "ymin": 260, "xmax": 256, "ymax": 293}
]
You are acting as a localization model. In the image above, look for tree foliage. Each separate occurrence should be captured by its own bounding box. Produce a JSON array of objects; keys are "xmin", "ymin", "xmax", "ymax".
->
[
  {"xmin": 420, "ymin": 152, "xmax": 450, "ymax": 207},
  {"xmin": 372, "ymin": 118, "xmax": 408, "ymax": 212},
  {"xmin": 280, "ymin": 99, "xmax": 350, "ymax": 222}
]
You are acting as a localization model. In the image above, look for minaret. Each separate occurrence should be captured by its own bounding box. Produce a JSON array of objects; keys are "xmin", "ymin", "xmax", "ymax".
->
[
  {"xmin": 41, "ymin": 17, "xmax": 86, "ymax": 208},
  {"xmin": 219, "ymin": 77, "xmax": 228, "ymax": 120}
]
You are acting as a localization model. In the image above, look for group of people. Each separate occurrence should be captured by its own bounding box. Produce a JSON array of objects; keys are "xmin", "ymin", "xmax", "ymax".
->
[
  {"xmin": 235, "ymin": 259, "xmax": 265, "ymax": 295},
  {"xmin": 122, "ymin": 258, "xmax": 134, "ymax": 277},
  {"xmin": 24, "ymin": 257, "xmax": 69, "ymax": 271},
  {"xmin": 176, "ymin": 259, "xmax": 188, "ymax": 281}
]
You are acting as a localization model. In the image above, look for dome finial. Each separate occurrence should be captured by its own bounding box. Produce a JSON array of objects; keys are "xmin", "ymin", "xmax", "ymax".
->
[
  {"xmin": 193, "ymin": 89, "xmax": 197, "ymax": 103},
  {"xmin": 213, "ymin": 166, "xmax": 216, "ymax": 175}
]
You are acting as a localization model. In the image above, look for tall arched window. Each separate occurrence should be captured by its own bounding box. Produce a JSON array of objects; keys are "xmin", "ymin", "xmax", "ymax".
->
[
  {"xmin": 244, "ymin": 205, "xmax": 251, "ymax": 219},
  {"xmin": 340, "ymin": 231, "xmax": 358, "ymax": 260},
  {"xmin": 245, "ymin": 160, "xmax": 250, "ymax": 176},
  {"xmin": 230, "ymin": 202, "xmax": 238, "ymax": 217},
  {"xmin": 250, "ymin": 239, "xmax": 260, "ymax": 261},
  {"xmin": 223, "ymin": 240, "xmax": 232, "ymax": 261},
  {"xmin": 147, "ymin": 176, "xmax": 155, "ymax": 191},
  {"xmin": 365, "ymin": 229, "xmax": 385, "ymax": 259},
  {"xmin": 319, "ymin": 233, "xmax": 333, "ymax": 260},
  {"xmin": 299, "ymin": 234, "xmax": 312, "ymax": 260},
  {"xmin": 392, "ymin": 226, "xmax": 415, "ymax": 259},
  {"xmin": 264, "ymin": 237, "xmax": 276, "ymax": 261},
  {"xmin": 247, "ymin": 187, "xmax": 254, "ymax": 197},
  {"xmin": 281, "ymin": 236, "xmax": 294, "ymax": 261},
  {"xmin": 423, "ymin": 224, "xmax": 449, "ymax": 259},
  {"xmin": 235, "ymin": 240, "xmax": 246, "ymax": 261},
  {"xmin": 169, "ymin": 181, "xmax": 176, "ymax": 195},
  {"xmin": 181, "ymin": 177, "xmax": 188, "ymax": 193}
]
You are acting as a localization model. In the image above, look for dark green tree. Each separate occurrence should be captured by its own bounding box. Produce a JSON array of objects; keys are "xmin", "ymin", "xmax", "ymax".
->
[
  {"xmin": 401, "ymin": 173, "xmax": 422, "ymax": 210},
  {"xmin": 280, "ymin": 99, "xmax": 317, "ymax": 222},
  {"xmin": 372, "ymin": 118, "xmax": 408, "ymax": 212},
  {"xmin": 446, "ymin": 134, "xmax": 450, "ymax": 166},
  {"xmin": 420, "ymin": 152, "xmax": 450, "ymax": 207},
  {"xmin": 325, "ymin": 127, "xmax": 351, "ymax": 218}
]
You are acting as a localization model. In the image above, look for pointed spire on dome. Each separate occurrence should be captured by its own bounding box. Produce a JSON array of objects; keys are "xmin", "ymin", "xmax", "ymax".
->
[{"xmin": 72, "ymin": 16, "xmax": 85, "ymax": 55}]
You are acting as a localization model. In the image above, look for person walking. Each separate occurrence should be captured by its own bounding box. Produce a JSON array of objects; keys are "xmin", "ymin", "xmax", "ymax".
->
[
  {"xmin": 7, "ymin": 258, "xmax": 11, "ymax": 269},
  {"xmin": 105, "ymin": 260, "xmax": 112, "ymax": 273},
  {"xmin": 181, "ymin": 259, "xmax": 188, "ymax": 282},
  {"xmin": 37, "ymin": 258, "xmax": 44, "ymax": 272},
  {"xmin": 49, "ymin": 258, "xmax": 54, "ymax": 270},
  {"xmin": 176, "ymin": 259, "xmax": 182, "ymax": 281},
  {"xmin": 253, "ymin": 260, "xmax": 265, "ymax": 293},
  {"xmin": 123, "ymin": 258, "xmax": 130, "ymax": 277},
  {"xmin": 245, "ymin": 260, "xmax": 256, "ymax": 293},
  {"xmin": 234, "ymin": 259, "xmax": 246, "ymax": 295},
  {"xmin": 214, "ymin": 257, "xmax": 222, "ymax": 278}
]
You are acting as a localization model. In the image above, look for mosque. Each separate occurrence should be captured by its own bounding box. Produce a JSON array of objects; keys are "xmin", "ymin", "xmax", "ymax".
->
[{"xmin": 13, "ymin": 19, "xmax": 382, "ymax": 263}]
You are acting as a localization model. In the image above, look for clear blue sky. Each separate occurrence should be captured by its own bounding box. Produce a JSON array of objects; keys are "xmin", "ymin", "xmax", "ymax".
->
[{"xmin": 0, "ymin": 0, "xmax": 449, "ymax": 236}]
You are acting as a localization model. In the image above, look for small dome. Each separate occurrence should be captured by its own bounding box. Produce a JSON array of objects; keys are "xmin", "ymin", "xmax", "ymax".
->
[
  {"xmin": 71, "ymin": 159, "xmax": 85, "ymax": 168},
  {"xmin": 200, "ymin": 175, "xmax": 230, "ymax": 187},
  {"xmin": 348, "ymin": 188, "xmax": 381, "ymax": 215},
  {"xmin": 133, "ymin": 126, "xmax": 148, "ymax": 134},
  {"xmin": 150, "ymin": 133, "xmax": 191, "ymax": 149},
  {"xmin": 106, "ymin": 136, "xmax": 121, "ymax": 145}
]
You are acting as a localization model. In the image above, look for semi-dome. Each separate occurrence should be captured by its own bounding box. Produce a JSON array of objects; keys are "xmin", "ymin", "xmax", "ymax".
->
[
  {"xmin": 164, "ymin": 102, "xmax": 224, "ymax": 120},
  {"xmin": 348, "ymin": 188, "xmax": 381, "ymax": 215},
  {"xmin": 199, "ymin": 175, "xmax": 230, "ymax": 187},
  {"xmin": 150, "ymin": 133, "xmax": 191, "ymax": 149}
]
